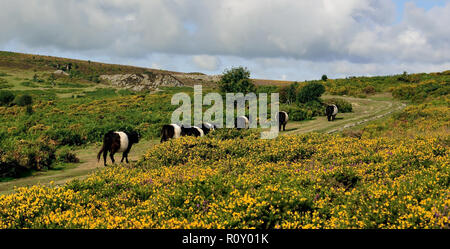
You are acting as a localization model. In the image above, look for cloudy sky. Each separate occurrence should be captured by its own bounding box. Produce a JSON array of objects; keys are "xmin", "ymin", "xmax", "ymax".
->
[{"xmin": 1, "ymin": 0, "xmax": 449, "ymax": 81}]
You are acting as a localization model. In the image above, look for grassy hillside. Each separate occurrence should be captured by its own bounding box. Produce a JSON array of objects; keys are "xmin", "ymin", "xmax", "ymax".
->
[
  {"xmin": 0, "ymin": 93, "xmax": 448, "ymax": 228},
  {"xmin": 0, "ymin": 51, "xmax": 448, "ymax": 228}
]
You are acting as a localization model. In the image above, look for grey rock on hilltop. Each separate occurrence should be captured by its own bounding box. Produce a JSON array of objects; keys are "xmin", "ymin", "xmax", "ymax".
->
[{"xmin": 99, "ymin": 73, "xmax": 183, "ymax": 91}]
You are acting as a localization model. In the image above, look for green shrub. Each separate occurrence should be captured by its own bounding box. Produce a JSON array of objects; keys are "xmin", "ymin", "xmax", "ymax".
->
[
  {"xmin": 324, "ymin": 98, "xmax": 353, "ymax": 113},
  {"xmin": 281, "ymin": 105, "xmax": 314, "ymax": 121},
  {"xmin": 0, "ymin": 90, "xmax": 15, "ymax": 106},
  {"xmin": 45, "ymin": 129, "xmax": 84, "ymax": 146},
  {"xmin": 297, "ymin": 100, "xmax": 324, "ymax": 116},
  {"xmin": 362, "ymin": 85, "xmax": 376, "ymax": 94},
  {"xmin": 297, "ymin": 82, "xmax": 325, "ymax": 103},
  {"xmin": 0, "ymin": 136, "xmax": 56, "ymax": 177},
  {"xmin": 280, "ymin": 82, "xmax": 299, "ymax": 104},
  {"xmin": 15, "ymin": 94, "xmax": 33, "ymax": 106},
  {"xmin": 56, "ymin": 148, "xmax": 80, "ymax": 163}
]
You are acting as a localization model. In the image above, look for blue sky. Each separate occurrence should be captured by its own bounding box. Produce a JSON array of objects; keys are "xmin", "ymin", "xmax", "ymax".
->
[
  {"xmin": 394, "ymin": 0, "xmax": 447, "ymax": 22},
  {"xmin": 1, "ymin": 0, "xmax": 449, "ymax": 81}
]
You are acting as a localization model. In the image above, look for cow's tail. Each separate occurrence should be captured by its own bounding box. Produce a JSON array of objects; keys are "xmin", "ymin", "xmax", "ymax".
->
[
  {"xmin": 97, "ymin": 144, "xmax": 105, "ymax": 162},
  {"xmin": 160, "ymin": 125, "xmax": 168, "ymax": 143},
  {"xmin": 97, "ymin": 132, "xmax": 112, "ymax": 162}
]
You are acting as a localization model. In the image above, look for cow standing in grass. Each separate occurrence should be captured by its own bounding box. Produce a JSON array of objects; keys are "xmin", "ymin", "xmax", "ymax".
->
[
  {"xmin": 181, "ymin": 125, "xmax": 205, "ymax": 137},
  {"xmin": 160, "ymin": 124, "xmax": 182, "ymax": 142},
  {"xmin": 201, "ymin": 122, "xmax": 217, "ymax": 135},
  {"xmin": 277, "ymin": 111, "xmax": 289, "ymax": 131},
  {"xmin": 235, "ymin": 116, "xmax": 249, "ymax": 129},
  {"xmin": 326, "ymin": 104, "xmax": 338, "ymax": 121},
  {"xmin": 97, "ymin": 130, "xmax": 140, "ymax": 166},
  {"xmin": 160, "ymin": 124, "xmax": 205, "ymax": 142}
]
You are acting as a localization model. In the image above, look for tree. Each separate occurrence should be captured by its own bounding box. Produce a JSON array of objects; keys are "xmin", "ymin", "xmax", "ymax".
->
[
  {"xmin": 219, "ymin": 67, "xmax": 256, "ymax": 94},
  {"xmin": 322, "ymin": 74, "xmax": 328, "ymax": 81},
  {"xmin": 280, "ymin": 82, "xmax": 299, "ymax": 104},
  {"xmin": 297, "ymin": 82, "xmax": 325, "ymax": 103}
]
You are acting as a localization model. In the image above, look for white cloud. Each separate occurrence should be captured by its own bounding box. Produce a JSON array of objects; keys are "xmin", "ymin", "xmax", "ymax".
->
[
  {"xmin": 0, "ymin": 0, "xmax": 448, "ymax": 79},
  {"xmin": 192, "ymin": 55, "xmax": 221, "ymax": 71}
]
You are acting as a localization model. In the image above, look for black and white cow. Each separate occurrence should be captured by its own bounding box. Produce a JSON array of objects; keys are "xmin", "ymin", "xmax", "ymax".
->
[
  {"xmin": 160, "ymin": 124, "xmax": 206, "ymax": 142},
  {"xmin": 181, "ymin": 125, "xmax": 204, "ymax": 137},
  {"xmin": 326, "ymin": 104, "xmax": 338, "ymax": 121},
  {"xmin": 160, "ymin": 124, "xmax": 182, "ymax": 142},
  {"xmin": 97, "ymin": 130, "xmax": 140, "ymax": 166},
  {"xmin": 201, "ymin": 122, "xmax": 217, "ymax": 135},
  {"xmin": 277, "ymin": 111, "xmax": 289, "ymax": 131},
  {"xmin": 235, "ymin": 116, "xmax": 249, "ymax": 129}
]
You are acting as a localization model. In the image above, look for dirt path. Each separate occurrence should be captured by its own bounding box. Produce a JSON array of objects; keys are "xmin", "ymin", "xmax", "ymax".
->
[
  {"xmin": 0, "ymin": 140, "xmax": 158, "ymax": 195},
  {"xmin": 282, "ymin": 94, "xmax": 405, "ymax": 135},
  {"xmin": 0, "ymin": 93, "xmax": 405, "ymax": 195}
]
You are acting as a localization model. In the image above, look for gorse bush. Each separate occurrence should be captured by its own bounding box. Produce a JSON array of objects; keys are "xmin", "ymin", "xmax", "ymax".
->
[
  {"xmin": 208, "ymin": 128, "xmax": 260, "ymax": 140},
  {"xmin": 391, "ymin": 80, "xmax": 449, "ymax": 102},
  {"xmin": 0, "ymin": 90, "xmax": 15, "ymax": 106},
  {"xmin": 56, "ymin": 147, "xmax": 80, "ymax": 163},
  {"xmin": 0, "ymin": 136, "xmax": 56, "ymax": 177},
  {"xmin": 0, "ymin": 131, "xmax": 448, "ymax": 228}
]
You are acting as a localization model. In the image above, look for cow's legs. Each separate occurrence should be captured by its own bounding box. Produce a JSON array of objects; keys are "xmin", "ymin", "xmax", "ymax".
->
[
  {"xmin": 103, "ymin": 150, "xmax": 108, "ymax": 166},
  {"xmin": 283, "ymin": 123, "xmax": 286, "ymax": 131},
  {"xmin": 121, "ymin": 152, "xmax": 129, "ymax": 163},
  {"xmin": 109, "ymin": 150, "xmax": 116, "ymax": 164}
]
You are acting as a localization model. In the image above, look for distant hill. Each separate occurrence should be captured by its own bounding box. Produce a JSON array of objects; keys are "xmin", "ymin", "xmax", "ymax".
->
[{"xmin": 0, "ymin": 51, "xmax": 299, "ymax": 89}]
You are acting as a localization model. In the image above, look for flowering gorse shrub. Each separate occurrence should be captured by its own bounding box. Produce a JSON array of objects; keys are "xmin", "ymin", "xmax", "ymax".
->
[{"xmin": 0, "ymin": 131, "xmax": 448, "ymax": 229}]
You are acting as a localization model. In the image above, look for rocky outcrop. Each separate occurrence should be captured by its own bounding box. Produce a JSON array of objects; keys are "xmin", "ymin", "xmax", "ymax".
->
[
  {"xmin": 99, "ymin": 73, "xmax": 183, "ymax": 91},
  {"xmin": 171, "ymin": 73, "xmax": 221, "ymax": 83},
  {"xmin": 53, "ymin": 70, "xmax": 69, "ymax": 76}
]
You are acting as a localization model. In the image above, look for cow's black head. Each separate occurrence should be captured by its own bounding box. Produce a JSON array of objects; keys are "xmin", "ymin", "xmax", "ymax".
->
[{"xmin": 128, "ymin": 130, "xmax": 140, "ymax": 144}]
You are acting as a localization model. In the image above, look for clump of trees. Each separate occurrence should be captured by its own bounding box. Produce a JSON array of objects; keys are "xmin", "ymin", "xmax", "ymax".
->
[{"xmin": 219, "ymin": 67, "xmax": 256, "ymax": 94}]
